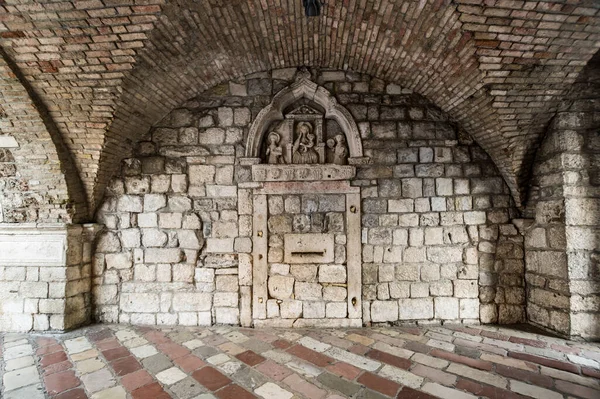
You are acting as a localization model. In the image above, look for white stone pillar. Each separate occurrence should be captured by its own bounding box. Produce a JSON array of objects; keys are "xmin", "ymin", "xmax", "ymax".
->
[{"xmin": 0, "ymin": 223, "xmax": 102, "ymax": 332}]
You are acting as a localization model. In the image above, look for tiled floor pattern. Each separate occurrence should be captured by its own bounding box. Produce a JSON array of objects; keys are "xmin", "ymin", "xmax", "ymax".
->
[{"xmin": 1, "ymin": 324, "xmax": 599, "ymax": 399}]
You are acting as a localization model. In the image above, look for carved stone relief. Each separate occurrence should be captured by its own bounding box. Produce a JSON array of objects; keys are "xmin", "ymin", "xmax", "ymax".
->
[
  {"xmin": 261, "ymin": 105, "xmax": 348, "ymax": 167},
  {"xmin": 243, "ymin": 68, "xmax": 367, "ymax": 182}
]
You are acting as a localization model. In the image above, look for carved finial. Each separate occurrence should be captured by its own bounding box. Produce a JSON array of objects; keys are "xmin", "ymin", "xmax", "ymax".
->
[{"xmin": 296, "ymin": 67, "xmax": 312, "ymax": 82}]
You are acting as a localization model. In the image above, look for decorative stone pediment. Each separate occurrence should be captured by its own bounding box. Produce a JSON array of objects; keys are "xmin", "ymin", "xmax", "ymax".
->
[{"xmin": 242, "ymin": 68, "xmax": 367, "ymax": 182}]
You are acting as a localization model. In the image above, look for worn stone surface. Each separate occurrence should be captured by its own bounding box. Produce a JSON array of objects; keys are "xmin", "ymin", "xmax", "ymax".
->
[{"xmin": 3, "ymin": 324, "xmax": 599, "ymax": 399}]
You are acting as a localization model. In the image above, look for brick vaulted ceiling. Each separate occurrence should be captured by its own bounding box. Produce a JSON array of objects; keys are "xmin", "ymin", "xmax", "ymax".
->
[{"xmin": 0, "ymin": 1, "xmax": 599, "ymax": 221}]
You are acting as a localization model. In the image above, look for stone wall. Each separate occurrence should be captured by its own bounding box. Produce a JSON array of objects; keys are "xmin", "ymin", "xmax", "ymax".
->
[
  {"xmin": 525, "ymin": 53, "xmax": 600, "ymax": 340},
  {"xmin": 0, "ymin": 224, "xmax": 98, "ymax": 332},
  {"xmin": 0, "ymin": 56, "xmax": 81, "ymax": 224},
  {"xmin": 265, "ymin": 193, "xmax": 348, "ymax": 322},
  {"xmin": 0, "ymin": 142, "xmax": 70, "ymax": 224},
  {"xmin": 92, "ymin": 69, "xmax": 523, "ymax": 327}
]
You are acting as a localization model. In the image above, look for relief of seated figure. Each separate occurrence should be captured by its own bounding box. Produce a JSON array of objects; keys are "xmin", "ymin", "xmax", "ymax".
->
[{"xmin": 292, "ymin": 122, "xmax": 319, "ymax": 164}]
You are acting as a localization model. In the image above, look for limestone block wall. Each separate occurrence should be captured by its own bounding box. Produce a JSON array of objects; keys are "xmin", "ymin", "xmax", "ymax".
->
[
  {"xmin": 0, "ymin": 140, "xmax": 73, "ymax": 224},
  {"xmin": 525, "ymin": 54, "xmax": 600, "ymax": 340},
  {"xmin": 93, "ymin": 69, "xmax": 522, "ymax": 327},
  {"xmin": 524, "ymin": 130, "xmax": 572, "ymax": 335},
  {"xmin": 0, "ymin": 224, "xmax": 98, "ymax": 332},
  {"xmin": 0, "ymin": 70, "xmax": 76, "ymax": 224},
  {"xmin": 265, "ymin": 193, "xmax": 349, "ymax": 322}
]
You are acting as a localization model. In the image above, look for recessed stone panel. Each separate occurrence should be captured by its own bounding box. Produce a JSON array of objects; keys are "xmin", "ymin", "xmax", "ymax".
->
[
  {"xmin": 0, "ymin": 229, "xmax": 66, "ymax": 267},
  {"xmin": 283, "ymin": 234, "xmax": 334, "ymax": 264}
]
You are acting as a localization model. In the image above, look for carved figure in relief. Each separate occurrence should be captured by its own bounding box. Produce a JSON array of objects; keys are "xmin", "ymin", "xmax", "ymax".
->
[
  {"xmin": 265, "ymin": 131, "xmax": 284, "ymax": 164},
  {"xmin": 332, "ymin": 134, "xmax": 348, "ymax": 165},
  {"xmin": 292, "ymin": 122, "xmax": 319, "ymax": 164}
]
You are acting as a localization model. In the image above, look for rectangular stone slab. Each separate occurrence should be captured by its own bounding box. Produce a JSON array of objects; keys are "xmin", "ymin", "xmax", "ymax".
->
[
  {"xmin": 283, "ymin": 233, "xmax": 334, "ymax": 264},
  {"xmin": 0, "ymin": 228, "xmax": 66, "ymax": 266}
]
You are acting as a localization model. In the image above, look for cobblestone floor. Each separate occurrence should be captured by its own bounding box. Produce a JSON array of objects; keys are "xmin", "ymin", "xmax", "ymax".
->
[{"xmin": 1, "ymin": 324, "xmax": 599, "ymax": 399}]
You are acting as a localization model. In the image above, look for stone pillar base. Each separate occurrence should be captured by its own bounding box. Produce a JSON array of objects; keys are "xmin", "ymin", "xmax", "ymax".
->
[{"xmin": 0, "ymin": 223, "xmax": 102, "ymax": 332}]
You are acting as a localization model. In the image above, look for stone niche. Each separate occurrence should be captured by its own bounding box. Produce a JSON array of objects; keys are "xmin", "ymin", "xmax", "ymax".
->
[
  {"xmin": 251, "ymin": 182, "xmax": 362, "ymax": 328},
  {"xmin": 90, "ymin": 68, "xmax": 522, "ymax": 330},
  {"xmin": 244, "ymin": 70, "xmax": 365, "ymax": 327}
]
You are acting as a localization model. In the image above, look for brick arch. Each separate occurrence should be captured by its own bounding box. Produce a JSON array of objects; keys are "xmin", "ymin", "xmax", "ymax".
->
[
  {"xmin": 0, "ymin": 51, "xmax": 87, "ymax": 223},
  {"xmin": 93, "ymin": 0, "xmax": 495, "ymax": 213},
  {"xmin": 2, "ymin": 1, "xmax": 596, "ymax": 216},
  {"xmin": 91, "ymin": 0, "xmax": 600, "ymax": 215}
]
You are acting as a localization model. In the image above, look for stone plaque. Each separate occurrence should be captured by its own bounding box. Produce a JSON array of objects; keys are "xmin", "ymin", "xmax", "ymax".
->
[
  {"xmin": 0, "ymin": 231, "xmax": 66, "ymax": 266},
  {"xmin": 284, "ymin": 233, "xmax": 334, "ymax": 264}
]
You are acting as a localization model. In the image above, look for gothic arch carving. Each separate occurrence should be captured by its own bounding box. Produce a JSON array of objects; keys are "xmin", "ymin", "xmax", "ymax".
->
[{"xmin": 244, "ymin": 69, "xmax": 364, "ymax": 161}]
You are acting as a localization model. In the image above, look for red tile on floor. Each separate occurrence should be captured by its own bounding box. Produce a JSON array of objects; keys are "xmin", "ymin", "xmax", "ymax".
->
[
  {"xmin": 396, "ymin": 386, "xmax": 438, "ymax": 399},
  {"xmin": 508, "ymin": 351, "xmax": 580, "ymax": 374},
  {"xmin": 357, "ymin": 371, "xmax": 401, "ymax": 397},
  {"xmin": 398, "ymin": 327, "xmax": 422, "ymax": 336},
  {"xmin": 555, "ymin": 379, "xmax": 599, "ymax": 399},
  {"xmin": 272, "ymin": 339, "xmax": 292, "ymax": 349},
  {"xmin": 102, "ymin": 346, "xmax": 130, "ymax": 361},
  {"xmin": 43, "ymin": 360, "xmax": 72, "ymax": 375},
  {"xmin": 430, "ymin": 349, "xmax": 493, "ymax": 371},
  {"xmin": 366, "ymin": 348, "xmax": 412, "ymax": 370},
  {"xmin": 236, "ymin": 350, "xmax": 266, "ymax": 366},
  {"xmin": 349, "ymin": 343, "xmax": 370, "ymax": 355},
  {"xmin": 215, "ymin": 384, "xmax": 257, "ymax": 399},
  {"xmin": 36, "ymin": 337, "xmax": 58, "ymax": 347},
  {"xmin": 456, "ymin": 378, "xmax": 526, "ymax": 399},
  {"xmin": 326, "ymin": 362, "xmax": 362, "ymax": 380},
  {"xmin": 44, "ymin": 370, "xmax": 80, "ymax": 395},
  {"xmin": 508, "ymin": 336, "xmax": 547, "ymax": 348},
  {"xmin": 53, "ymin": 388, "xmax": 88, "ymax": 399},
  {"xmin": 174, "ymin": 354, "xmax": 206, "ymax": 372},
  {"xmin": 582, "ymin": 366, "xmax": 600, "ymax": 379},
  {"xmin": 131, "ymin": 382, "xmax": 171, "ymax": 399},
  {"xmin": 287, "ymin": 345, "xmax": 335, "ymax": 367},
  {"xmin": 495, "ymin": 364, "xmax": 553, "ymax": 388},
  {"xmin": 192, "ymin": 366, "xmax": 232, "ymax": 391},
  {"xmin": 551, "ymin": 343, "xmax": 581, "ymax": 355},
  {"xmin": 256, "ymin": 360, "xmax": 294, "ymax": 381},
  {"xmin": 480, "ymin": 330, "xmax": 510, "ymax": 341},
  {"xmin": 121, "ymin": 369, "xmax": 154, "ymax": 391},
  {"xmin": 96, "ymin": 338, "xmax": 120, "ymax": 351},
  {"xmin": 283, "ymin": 373, "xmax": 327, "ymax": 399},
  {"xmin": 40, "ymin": 351, "xmax": 67, "ymax": 367},
  {"xmin": 111, "ymin": 355, "xmax": 142, "ymax": 376},
  {"xmin": 157, "ymin": 342, "xmax": 190, "ymax": 360},
  {"xmin": 144, "ymin": 331, "xmax": 170, "ymax": 344},
  {"xmin": 37, "ymin": 344, "xmax": 63, "ymax": 356}
]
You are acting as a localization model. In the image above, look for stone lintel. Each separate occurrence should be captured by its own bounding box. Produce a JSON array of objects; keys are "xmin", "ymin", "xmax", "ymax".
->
[
  {"xmin": 252, "ymin": 164, "xmax": 356, "ymax": 182},
  {"xmin": 255, "ymin": 180, "xmax": 360, "ymax": 195}
]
